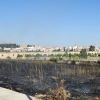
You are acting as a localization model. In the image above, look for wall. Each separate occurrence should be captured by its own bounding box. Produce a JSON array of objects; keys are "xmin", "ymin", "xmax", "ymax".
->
[{"xmin": 0, "ymin": 51, "xmax": 99, "ymax": 59}]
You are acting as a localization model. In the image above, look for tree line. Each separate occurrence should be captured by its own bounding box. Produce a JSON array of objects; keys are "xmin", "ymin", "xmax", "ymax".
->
[{"xmin": 0, "ymin": 44, "xmax": 20, "ymax": 51}]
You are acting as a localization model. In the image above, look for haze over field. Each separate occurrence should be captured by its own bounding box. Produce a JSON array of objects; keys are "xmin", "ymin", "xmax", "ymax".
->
[{"xmin": 0, "ymin": 0, "xmax": 100, "ymax": 46}]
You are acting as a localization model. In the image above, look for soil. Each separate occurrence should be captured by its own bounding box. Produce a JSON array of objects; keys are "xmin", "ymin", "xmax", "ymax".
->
[{"xmin": 0, "ymin": 60, "xmax": 100, "ymax": 100}]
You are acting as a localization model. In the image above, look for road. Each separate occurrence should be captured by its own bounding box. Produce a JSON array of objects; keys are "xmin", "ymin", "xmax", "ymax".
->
[{"xmin": 0, "ymin": 87, "xmax": 41, "ymax": 100}]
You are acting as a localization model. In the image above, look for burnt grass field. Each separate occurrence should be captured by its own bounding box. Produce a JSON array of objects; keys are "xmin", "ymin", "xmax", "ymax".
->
[{"xmin": 0, "ymin": 59, "xmax": 100, "ymax": 100}]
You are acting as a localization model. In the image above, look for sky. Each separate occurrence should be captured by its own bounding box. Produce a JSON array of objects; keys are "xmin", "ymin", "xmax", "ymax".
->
[{"xmin": 0, "ymin": 0, "xmax": 100, "ymax": 47}]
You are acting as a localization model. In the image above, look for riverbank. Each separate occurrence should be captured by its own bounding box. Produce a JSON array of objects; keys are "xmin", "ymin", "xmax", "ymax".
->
[
  {"xmin": 0, "ymin": 60, "xmax": 100, "ymax": 100},
  {"xmin": 0, "ymin": 58, "xmax": 100, "ymax": 64}
]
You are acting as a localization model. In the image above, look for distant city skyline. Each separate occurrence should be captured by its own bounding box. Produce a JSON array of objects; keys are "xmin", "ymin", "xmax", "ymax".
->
[
  {"xmin": 0, "ymin": 0, "xmax": 100, "ymax": 46},
  {"xmin": 0, "ymin": 42, "xmax": 98, "ymax": 47}
]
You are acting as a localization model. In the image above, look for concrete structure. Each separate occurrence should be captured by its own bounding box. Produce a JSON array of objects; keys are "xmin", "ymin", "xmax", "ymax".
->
[
  {"xmin": 0, "ymin": 52, "xmax": 65, "ymax": 59},
  {"xmin": 20, "ymin": 44, "xmax": 27, "ymax": 52},
  {"xmin": 4, "ymin": 48, "xmax": 11, "ymax": 51},
  {"xmin": 0, "ymin": 87, "xmax": 41, "ymax": 100}
]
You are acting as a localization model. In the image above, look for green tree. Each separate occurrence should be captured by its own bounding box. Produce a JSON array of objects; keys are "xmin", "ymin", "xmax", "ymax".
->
[
  {"xmin": 80, "ymin": 49, "xmax": 87, "ymax": 58},
  {"xmin": 35, "ymin": 54, "xmax": 42, "ymax": 57},
  {"xmin": 74, "ymin": 53, "xmax": 80, "ymax": 57},
  {"xmin": 50, "ymin": 58, "xmax": 58, "ymax": 62},
  {"xmin": 94, "ymin": 53, "xmax": 97, "ymax": 57},
  {"xmin": 88, "ymin": 53, "xmax": 92, "ymax": 57},
  {"xmin": 55, "ymin": 54, "xmax": 62, "ymax": 58},
  {"xmin": 49, "ymin": 54, "xmax": 55, "ymax": 57},
  {"xmin": 25, "ymin": 54, "xmax": 33, "ymax": 57},
  {"xmin": 17, "ymin": 54, "xmax": 23, "ymax": 58},
  {"xmin": 88, "ymin": 53, "xmax": 97, "ymax": 57},
  {"xmin": 89, "ymin": 45, "xmax": 95, "ymax": 51},
  {"xmin": 63, "ymin": 53, "xmax": 68, "ymax": 57},
  {"xmin": 69, "ymin": 53, "xmax": 72, "ymax": 57}
]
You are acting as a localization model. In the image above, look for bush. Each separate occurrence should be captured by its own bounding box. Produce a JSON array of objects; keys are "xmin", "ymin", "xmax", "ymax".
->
[
  {"xmin": 59, "ymin": 57, "xmax": 63, "ymax": 60},
  {"xmin": 17, "ymin": 54, "xmax": 23, "ymax": 58},
  {"xmin": 46, "ymin": 87, "xmax": 70, "ymax": 100},
  {"xmin": 63, "ymin": 53, "xmax": 68, "ymax": 57},
  {"xmin": 71, "ymin": 60, "xmax": 76, "ymax": 64},
  {"xmin": 25, "ymin": 54, "xmax": 34, "ymax": 57},
  {"xmin": 97, "ymin": 60, "xmax": 100, "ymax": 65},
  {"xmin": 50, "ymin": 58, "xmax": 58, "ymax": 62},
  {"xmin": 6, "ymin": 56, "xmax": 11, "ymax": 59},
  {"xmin": 35, "ymin": 54, "xmax": 42, "ymax": 57}
]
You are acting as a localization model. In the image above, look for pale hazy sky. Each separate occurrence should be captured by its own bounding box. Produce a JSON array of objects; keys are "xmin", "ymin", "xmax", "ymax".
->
[{"xmin": 0, "ymin": 0, "xmax": 100, "ymax": 46}]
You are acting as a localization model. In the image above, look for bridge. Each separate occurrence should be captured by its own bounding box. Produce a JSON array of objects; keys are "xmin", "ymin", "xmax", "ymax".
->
[{"xmin": 0, "ymin": 51, "xmax": 100, "ymax": 59}]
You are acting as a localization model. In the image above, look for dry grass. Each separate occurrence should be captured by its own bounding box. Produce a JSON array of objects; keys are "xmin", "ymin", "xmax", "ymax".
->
[
  {"xmin": 46, "ymin": 87, "xmax": 70, "ymax": 100},
  {"xmin": 93, "ymin": 96, "xmax": 100, "ymax": 100}
]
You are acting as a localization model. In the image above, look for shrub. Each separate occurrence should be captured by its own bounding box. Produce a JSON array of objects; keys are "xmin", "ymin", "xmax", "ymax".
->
[
  {"xmin": 71, "ymin": 60, "xmax": 76, "ymax": 64},
  {"xmin": 59, "ymin": 57, "xmax": 63, "ymax": 60},
  {"xmin": 46, "ymin": 87, "xmax": 70, "ymax": 100},
  {"xmin": 25, "ymin": 54, "xmax": 33, "ymax": 57},
  {"xmin": 97, "ymin": 60, "xmax": 100, "ymax": 65},
  {"xmin": 50, "ymin": 58, "xmax": 58, "ymax": 62},
  {"xmin": 17, "ymin": 54, "xmax": 23, "ymax": 58}
]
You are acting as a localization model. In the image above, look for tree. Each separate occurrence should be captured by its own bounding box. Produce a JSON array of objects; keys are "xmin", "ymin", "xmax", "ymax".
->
[
  {"xmin": 89, "ymin": 45, "xmax": 95, "ymax": 51},
  {"xmin": 88, "ymin": 53, "xmax": 97, "ymax": 57},
  {"xmin": 63, "ymin": 53, "xmax": 68, "ymax": 57},
  {"xmin": 50, "ymin": 58, "xmax": 58, "ymax": 62},
  {"xmin": 17, "ymin": 54, "xmax": 23, "ymax": 58},
  {"xmin": 55, "ymin": 54, "xmax": 62, "ymax": 58},
  {"xmin": 25, "ymin": 54, "xmax": 33, "ymax": 57},
  {"xmin": 80, "ymin": 49, "xmax": 87, "ymax": 58},
  {"xmin": 35, "ymin": 54, "xmax": 42, "ymax": 57},
  {"xmin": 49, "ymin": 54, "xmax": 55, "ymax": 58},
  {"xmin": 69, "ymin": 53, "xmax": 72, "ymax": 57},
  {"xmin": 74, "ymin": 53, "xmax": 80, "ymax": 57}
]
